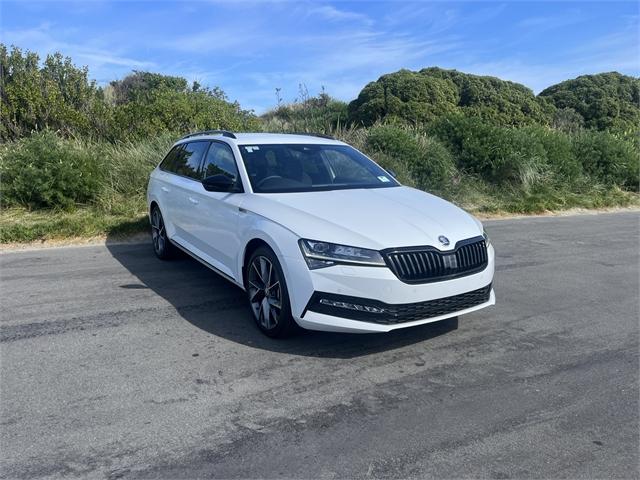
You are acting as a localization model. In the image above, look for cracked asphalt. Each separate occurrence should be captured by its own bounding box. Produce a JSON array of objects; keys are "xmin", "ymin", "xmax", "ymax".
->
[{"xmin": 1, "ymin": 211, "xmax": 638, "ymax": 479}]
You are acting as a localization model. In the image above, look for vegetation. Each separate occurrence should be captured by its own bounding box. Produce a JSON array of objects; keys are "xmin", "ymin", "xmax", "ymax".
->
[
  {"xmin": 539, "ymin": 72, "xmax": 640, "ymax": 133},
  {"xmin": 261, "ymin": 86, "xmax": 348, "ymax": 133},
  {"xmin": 0, "ymin": 44, "xmax": 638, "ymax": 244},
  {"xmin": 348, "ymin": 67, "xmax": 553, "ymax": 127},
  {"xmin": 335, "ymin": 123, "xmax": 637, "ymax": 214},
  {"xmin": 0, "ymin": 45, "xmax": 259, "ymax": 142}
]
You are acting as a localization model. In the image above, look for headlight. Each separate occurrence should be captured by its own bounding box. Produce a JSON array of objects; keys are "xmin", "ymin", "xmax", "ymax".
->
[
  {"xmin": 299, "ymin": 239, "xmax": 385, "ymax": 269},
  {"xmin": 483, "ymin": 231, "xmax": 491, "ymax": 248}
]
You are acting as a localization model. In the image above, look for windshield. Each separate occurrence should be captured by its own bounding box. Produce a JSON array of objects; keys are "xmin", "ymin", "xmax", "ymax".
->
[{"xmin": 238, "ymin": 144, "xmax": 400, "ymax": 193}]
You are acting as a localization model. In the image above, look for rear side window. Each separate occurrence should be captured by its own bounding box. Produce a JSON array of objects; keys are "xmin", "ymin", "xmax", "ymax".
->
[
  {"xmin": 159, "ymin": 145, "xmax": 183, "ymax": 172},
  {"xmin": 160, "ymin": 141, "xmax": 209, "ymax": 179},
  {"xmin": 201, "ymin": 142, "xmax": 240, "ymax": 182}
]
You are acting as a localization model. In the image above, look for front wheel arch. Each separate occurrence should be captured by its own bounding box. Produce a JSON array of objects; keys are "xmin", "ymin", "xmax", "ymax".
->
[
  {"xmin": 242, "ymin": 238, "xmax": 273, "ymax": 289},
  {"xmin": 245, "ymin": 245, "xmax": 299, "ymax": 337}
]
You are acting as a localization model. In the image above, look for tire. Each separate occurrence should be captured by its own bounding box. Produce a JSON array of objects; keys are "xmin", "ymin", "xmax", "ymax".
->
[
  {"xmin": 150, "ymin": 206, "xmax": 175, "ymax": 260},
  {"xmin": 245, "ymin": 246, "xmax": 298, "ymax": 338}
]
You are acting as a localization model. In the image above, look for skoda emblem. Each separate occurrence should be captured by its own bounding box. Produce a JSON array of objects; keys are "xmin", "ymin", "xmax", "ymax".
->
[{"xmin": 438, "ymin": 235, "xmax": 450, "ymax": 246}]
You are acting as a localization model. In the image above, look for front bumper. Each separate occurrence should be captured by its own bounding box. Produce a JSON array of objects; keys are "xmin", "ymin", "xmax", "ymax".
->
[{"xmin": 282, "ymin": 245, "xmax": 495, "ymax": 333}]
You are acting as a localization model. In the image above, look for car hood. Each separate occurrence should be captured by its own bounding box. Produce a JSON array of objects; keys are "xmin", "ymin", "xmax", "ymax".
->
[{"xmin": 242, "ymin": 186, "xmax": 483, "ymax": 250}]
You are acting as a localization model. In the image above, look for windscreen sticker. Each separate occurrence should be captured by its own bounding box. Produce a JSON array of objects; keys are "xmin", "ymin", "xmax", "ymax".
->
[
  {"xmin": 378, "ymin": 175, "xmax": 391, "ymax": 182},
  {"xmin": 244, "ymin": 146, "xmax": 260, "ymax": 152}
]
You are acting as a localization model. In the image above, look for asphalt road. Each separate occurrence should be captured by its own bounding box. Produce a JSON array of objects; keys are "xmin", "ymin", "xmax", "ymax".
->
[{"xmin": 1, "ymin": 212, "xmax": 638, "ymax": 479}]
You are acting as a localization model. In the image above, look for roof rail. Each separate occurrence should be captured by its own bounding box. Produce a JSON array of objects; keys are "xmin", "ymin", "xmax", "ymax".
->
[
  {"xmin": 180, "ymin": 130, "xmax": 237, "ymax": 140},
  {"xmin": 289, "ymin": 132, "xmax": 335, "ymax": 140}
]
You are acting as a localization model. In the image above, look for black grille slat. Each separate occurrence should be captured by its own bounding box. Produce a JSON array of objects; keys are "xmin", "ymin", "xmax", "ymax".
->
[
  {"xmin": 383, "ymin": 238, "xmax": 488, "ymax": 284},
  {"xmin": 308, "ymin": 284, "xmax": 492, "ymax": 325},
  {"xmin": 383, "ymin": 284, "xmax": 492, "ymax": 324}
]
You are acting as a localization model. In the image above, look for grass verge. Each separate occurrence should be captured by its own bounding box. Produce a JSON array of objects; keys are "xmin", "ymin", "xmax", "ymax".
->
[
  {"xmin": 0, "ymin": 208, "xmax": 149, "ymax": 244},
  {"xmin": 2, "ymin": 189, "xmax": 637, "ymax": 245}
]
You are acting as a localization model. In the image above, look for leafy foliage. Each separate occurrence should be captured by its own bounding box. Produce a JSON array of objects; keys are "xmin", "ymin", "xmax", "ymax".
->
[
  {"xmin": 364, "ymin": 124, "xmax": 456, "ymax": 191},
  {"xmin": 261, "ymin": 87, "xmax": 348, "ymax": 134},
  {"xmin": 1, "ymin": 44, "xmax": 638, "ymax": 242},
  {"xmin": 0, "ymin": 45, "xmax": 109, "ymax": 140},
  {"xmin": 0, "ymin": 131, "xmax": 103, "ymax": 209},
  {"xmin": 348, "ymin": 67, "xmax": 553, "ymax": 127},
  {"xmin": 539, "ymin": 72, "xmax": 640, "ymax": 133},
  {"xmin": 347, "ymin": 70, "xmax": 459, "ymax": 126},
  {"xmin": 427, "ymin": 115, "xmax": 552, "ymax": 189},
  {"xmin": 571, "ymin": 130, "xmax": 639, "ymax": 189},
  {"xmin": 0, "ymin": 45, "xmax": 260, "ymax": 142},
  {"xmin": 108, "ymin": 71, "xmax": 190, "ymax": 105},
  {"xmin": 109, "ymin": 83, "xmax": 260, "ymax": 139}
]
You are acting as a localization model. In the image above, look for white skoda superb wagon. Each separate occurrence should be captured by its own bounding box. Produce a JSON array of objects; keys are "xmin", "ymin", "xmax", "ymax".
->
[{"xmin": 147, "ymin": 130, "xmax": 495, "ymax": 337}]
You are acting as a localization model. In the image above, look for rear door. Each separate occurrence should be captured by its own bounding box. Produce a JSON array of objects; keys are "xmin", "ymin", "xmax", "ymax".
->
[
  {"xmin": 166, "ymin": 141, "xmax": 210, "ymax": 248},
  {"xmin": 154, "ymin": 144, "xmax": 185, "ymax": 238}
]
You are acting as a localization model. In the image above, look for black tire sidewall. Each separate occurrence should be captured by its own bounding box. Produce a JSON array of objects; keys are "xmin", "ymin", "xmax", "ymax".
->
[{"xmin": 151, "ymin": 207, "xmax": 174, "ymax": 260}]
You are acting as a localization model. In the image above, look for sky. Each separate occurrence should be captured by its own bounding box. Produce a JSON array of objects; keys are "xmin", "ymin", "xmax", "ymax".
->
[{"xmin": 1, "ymin": 1, "xmax": 638, "ymax": 113}]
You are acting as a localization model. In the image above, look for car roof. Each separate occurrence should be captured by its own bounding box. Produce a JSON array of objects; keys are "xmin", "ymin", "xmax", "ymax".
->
[{"xmin": 175, "ymin": 132, "xmax": 346, "ymax": 146}]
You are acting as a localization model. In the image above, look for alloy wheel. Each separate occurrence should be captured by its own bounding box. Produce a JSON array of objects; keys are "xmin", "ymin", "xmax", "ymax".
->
[{"xmin": 247, "ymin": 255, "xmax": 282, "ymax": 330}]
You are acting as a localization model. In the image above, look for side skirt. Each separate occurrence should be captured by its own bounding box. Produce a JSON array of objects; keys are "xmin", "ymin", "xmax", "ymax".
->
[{"xmin": 169, "ymin": 239, "xmax": 245, "ymax": 291}]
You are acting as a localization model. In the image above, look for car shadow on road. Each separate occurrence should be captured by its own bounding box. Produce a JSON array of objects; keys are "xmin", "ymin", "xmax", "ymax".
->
[{"xmin": 106, "ymin": 240, "xmax": 458, "ymax": 359}]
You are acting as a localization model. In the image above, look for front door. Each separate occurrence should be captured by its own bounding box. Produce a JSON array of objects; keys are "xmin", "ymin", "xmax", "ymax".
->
[{"xmin": 189, "ymin": 141, "xmax": 245, "ymax": 278}]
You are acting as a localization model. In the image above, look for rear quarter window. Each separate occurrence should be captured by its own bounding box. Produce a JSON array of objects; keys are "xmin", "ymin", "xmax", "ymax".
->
[{"xmin": 159, "ymin": 145, "xmax": 183, "ymax": 173}]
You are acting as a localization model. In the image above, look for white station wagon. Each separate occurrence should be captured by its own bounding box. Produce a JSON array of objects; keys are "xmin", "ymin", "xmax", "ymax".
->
[{"xmin": 147, "ymin": 130, "xmax": 495, "ymax": 337}]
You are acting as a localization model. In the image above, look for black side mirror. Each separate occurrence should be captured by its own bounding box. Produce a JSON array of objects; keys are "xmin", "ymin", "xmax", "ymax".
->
[
  {"xmin": 202, "ymin": 174, "xmax": 238, "ymax": 192},
  {"xmin": 387, "ymin": 169, "xmax": 398, "ymax": 179}
]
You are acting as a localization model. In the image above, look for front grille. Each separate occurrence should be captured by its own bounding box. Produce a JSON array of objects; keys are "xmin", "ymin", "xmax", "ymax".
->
[
  {"xmin": 305, "ymin": 284, "xmax": 492, "ymax": 325},
  {"xmin": 382, "ymin": 237, "xmax": 488, "ymax": 284}
]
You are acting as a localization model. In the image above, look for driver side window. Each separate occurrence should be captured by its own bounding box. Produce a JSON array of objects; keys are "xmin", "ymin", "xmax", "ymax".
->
[{"xmin": 201, "ymin": 142, "xmax": 241, "ymax": 183}]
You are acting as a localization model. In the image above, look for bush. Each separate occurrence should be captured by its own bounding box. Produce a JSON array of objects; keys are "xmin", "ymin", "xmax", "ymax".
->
[
  {"xmin": 348, "ymin": 67, "xmax": 553, "ymax": 128},
  {"xmin": 521, "ymin": 126, "xmax": 583, "ymax": 183},
  {"xmin": 0, "ymin": 131, "xmax": 103, "ymax": 209},
  {"xmin": 0, "ymin": 45, "xmax": 108, "ymax": 141},
  {"xmin": 540, "ymin": 72, "xmax": 640, "ymax": 133},
  {"xmin": 365, "ymin": 124, "xmax": 456, "ymax": 191},
  {"xmin": 261, "ymin": 89, "xmax": 349, "ymax": 134},
  {"xmin": 428, "ymin": 115, "xmax": 550, "ymax": 189},
  {"xmin": 571, "ymin": 131, "xmax": 639, "ymax": 190}
]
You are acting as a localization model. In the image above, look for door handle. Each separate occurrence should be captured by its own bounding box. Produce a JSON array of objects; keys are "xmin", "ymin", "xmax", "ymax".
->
[
  {"xmin": 161, "ymin": 186, "xmax": 170, "ymax": 193},
  {"xmin": 188, "ymin": 197, "xmax": 199, "ymax": 205}
]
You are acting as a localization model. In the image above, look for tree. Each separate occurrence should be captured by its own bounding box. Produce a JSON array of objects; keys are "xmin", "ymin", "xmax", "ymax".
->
[
  {"xmin": 348, "ymin": 67, "xmax": 553, "ymax": 127},
  {"xmin": 0, "ymin": 44, "xmax": 106, "ymax": 141},
  {"xmin": 539, "ymin": 72, "xmax": 640, "ymax": 133}
]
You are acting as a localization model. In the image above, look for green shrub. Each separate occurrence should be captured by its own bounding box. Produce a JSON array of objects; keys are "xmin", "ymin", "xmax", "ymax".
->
[
  {"xmin": 428, "ymin": 115, "xmax": 550, "ymax": 189},
  {"xmin": 571, "ymin": 130, "xmax": 639, "ymax": 190},
  {"xmin": 348, "ymin": 67, "xmax": 553, "ymax": 128},
  {"xmin": 364, "ymin": 124, "xmax": 456, "ymax": 191},
  {"xmin": 521, "ymin": 126, "xmax": 583, "ymax": 183},
  {"xmin": 0, "ymin": 131, "xmax": 103, "ymax": 209},
  {"xmin": 539, "ymin": 72, "xmax": 640, "ymax": 133},
  {"xmin": 261, "ymin": 90, "xmax": 349, "ymax": 134}
]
